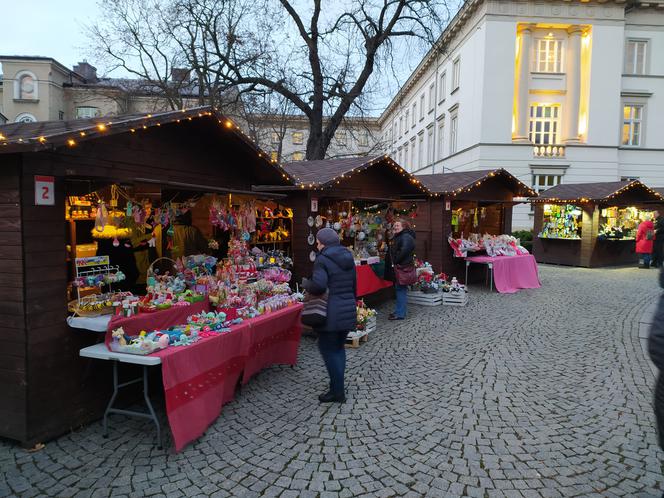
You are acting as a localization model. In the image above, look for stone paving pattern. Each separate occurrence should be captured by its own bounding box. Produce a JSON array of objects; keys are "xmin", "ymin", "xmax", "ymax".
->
[{"xmin": 2, "ymin": 265, "xmax": 664, "ymax": 497}]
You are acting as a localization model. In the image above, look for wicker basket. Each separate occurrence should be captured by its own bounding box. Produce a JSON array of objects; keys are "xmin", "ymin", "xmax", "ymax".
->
[{"xmin": 147, "ymin": 257, "xmax": 178, "ymax": 279}]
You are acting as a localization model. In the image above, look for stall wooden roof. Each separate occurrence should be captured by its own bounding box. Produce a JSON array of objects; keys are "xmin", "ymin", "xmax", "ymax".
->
[
  {"xmin": 281, "ymin": 155, "xmax": 430, "ymax": 195},
  {"xmin": 417, "ymin": 168, "xmax": 536, "ymax": 197},
  {"xmin": 533, "ymin": 180, "xmax": 662, "ymax": 203},
  {"xmin": 0, "ymin": 106, "xmax": 294, "ymax": 185}
]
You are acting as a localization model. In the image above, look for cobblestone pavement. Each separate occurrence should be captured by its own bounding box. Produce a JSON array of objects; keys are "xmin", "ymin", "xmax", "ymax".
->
[{"xmin": 2, "ymin": 265, "xmax": 664, "ymax": 497}]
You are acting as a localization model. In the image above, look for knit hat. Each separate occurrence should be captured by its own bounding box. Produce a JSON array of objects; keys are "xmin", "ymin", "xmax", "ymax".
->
[{"xmin": 316, "ymin": 227, "xmax": 340, "ymax": 247}]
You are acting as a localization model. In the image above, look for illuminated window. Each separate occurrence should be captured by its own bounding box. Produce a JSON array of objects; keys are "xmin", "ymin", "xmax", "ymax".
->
[
  {"xmin": 439, "ymin": 72, "xmax": 446, "ymax": 102},
  {"xmin": 536, "ymin": 38, "xmax": 563, "ymax": 73},
  {"xmin": 271, "ymin": 132, "xmax": 280, "ymax": 144},
  {"xmin": 292, "ymin": 131, "xmax": 304, "ymax": 145},
  {"xmin": 450, "ymin": 114, "xmax": 458, "ymax": 153},
  {"xmin": 76, "ymin": 106, "xmax": 101, "ymax": 119},
  {"xmin": 270, "ymin": 151, "xmax": 279, "ymax": 161},
  {"xmin": 625, "ymin": 40, "xmax": 647, "ymax": 75},
  {"xmin": 291, "ymin": 151, "xmax": 304, "ymax": 161},
  {"xmin": 452, "ymin": 58, "xmax": 460, "ymax": 90},
  {"xmin": 622, "ymin": 105, "xmax": 643, "ymax": 147},
  {"xmin": 529, "ymin": 105, "xmax": 560, "ymax": 145}
]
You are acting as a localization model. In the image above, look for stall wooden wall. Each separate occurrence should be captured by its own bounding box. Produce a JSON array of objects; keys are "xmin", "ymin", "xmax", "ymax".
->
[
  {"xmin": 0, "ymin": 156, "xmax": 27, "ymax": 442},
  {"xmin": 5, "ymin": 119, "xmax": 288, "ymax": 445}
]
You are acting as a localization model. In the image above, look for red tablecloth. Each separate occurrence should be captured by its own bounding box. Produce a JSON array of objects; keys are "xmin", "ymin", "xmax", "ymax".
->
[
  {"xmin": 104, "ymin": 301, "xmax": 210, "ymax": 347},
  {"xmin": 154, "ymin": 322, "xmax": 250, "ymax": 451},
  {"xmin": 356, "ymin": 264, "xmax": 393, "ymax": 297},
  {"xmin": 466, "ymin": 254, "xmax": 541, "ymax": 294},
  {"xmin": 242, "ymin": 304, "xmax": 303, "ymax": 384}
]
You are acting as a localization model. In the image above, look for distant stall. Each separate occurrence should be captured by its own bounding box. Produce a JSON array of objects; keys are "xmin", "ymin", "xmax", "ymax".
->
[
  {"xmin": 417, "ymin": 169, "xmax": 536, "ymax": 282},
  {"xmin": 532, "ymin": 180, "xmax": 662, "ymax": 267},
  {"xmin": 256, "ymin": 156, "xmax": 430, "ymax": 296}
]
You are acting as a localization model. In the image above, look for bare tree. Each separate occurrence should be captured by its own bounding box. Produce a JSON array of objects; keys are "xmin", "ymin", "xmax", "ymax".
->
[{"xmin": 88, "ymin": 0, "xmax": 452, "ymax": 159}]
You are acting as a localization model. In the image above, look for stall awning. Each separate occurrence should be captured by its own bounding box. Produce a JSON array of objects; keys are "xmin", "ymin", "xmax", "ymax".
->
[
  {"xmin": 0, "ymin": 106, "xmax": 294, "ymax": 186},
  {"xmin": 532, "ymin": 180, "xmax": 662, "ymax": 204},
  {"xmin": 417, "ymin": 168, "xmax": 536, "ymax": 198}
]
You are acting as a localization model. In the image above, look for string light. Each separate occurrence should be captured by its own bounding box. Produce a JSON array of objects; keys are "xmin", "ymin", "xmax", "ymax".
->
[
  {"xmin": 38, "ymin": 136, "xmax": 46, "ymax": 143},
  {"xmin": 67, "ymin": 139, "xmax": 76, "ymax": 147},
  {"xmin": 97, "ymin": 124, "xmax": 107, "ymax": 132}
]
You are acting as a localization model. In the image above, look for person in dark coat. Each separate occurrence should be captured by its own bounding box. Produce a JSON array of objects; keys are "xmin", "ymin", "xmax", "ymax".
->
[
  {"xmin": 304, "ymin": 228, "xmax": 357, "ymax": 403},
  {"xmin": 385, "ymin": 219, "xmax": 416, "ymax": 320},
  {"xmin": 648, "ymin": 267, "xmax": 664, "ymax": 452},
  {"xmin": 652, "ymin": 211, "xmax": 663, "ymax": 268}
]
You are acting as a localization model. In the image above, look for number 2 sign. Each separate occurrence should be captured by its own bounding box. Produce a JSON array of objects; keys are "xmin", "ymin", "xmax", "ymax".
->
[{"xmin": 34, "ymin": 176, "xmax": 55, "ymax": 206}]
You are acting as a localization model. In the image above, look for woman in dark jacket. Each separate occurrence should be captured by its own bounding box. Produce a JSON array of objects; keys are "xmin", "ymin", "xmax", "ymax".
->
[
  {"xmin": 304, "ymin": 228, "xmax": 357, "ymax": 403},
  {"xmin": 385, "ymin": 219, "xmax": 416, "ymax": 320},
  {"xmin": 649, "ymin": 268, "xmax": 664, "ymax": 450}
]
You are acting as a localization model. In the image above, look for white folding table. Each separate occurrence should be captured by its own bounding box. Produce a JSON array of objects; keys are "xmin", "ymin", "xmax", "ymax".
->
[{"xmin": 79, "ymin": 343, "xmax": 163, "ymax": 448}]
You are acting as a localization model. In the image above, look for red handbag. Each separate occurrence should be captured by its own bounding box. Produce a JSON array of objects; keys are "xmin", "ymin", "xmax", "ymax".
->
[{"xmin": 394, "ymin": 263, "xmax": 417, "ymax": 285}]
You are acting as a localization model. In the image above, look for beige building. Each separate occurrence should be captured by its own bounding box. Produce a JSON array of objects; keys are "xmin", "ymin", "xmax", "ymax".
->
[{"xmin": 0, "ymin": 55, "xmax": 380, "ymax": 160}]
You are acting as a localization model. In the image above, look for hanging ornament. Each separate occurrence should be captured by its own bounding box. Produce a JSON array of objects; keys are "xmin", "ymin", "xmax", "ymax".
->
[
  {"xmin": 112, "ymin": 237, "xmax": 120, "ymax": 247},
  {"xmin": 95, "ymin": 202, "xmax": 108, "ymax": 233},
  {"xmin": 126, "ymin": 201, "xmax": 133, "ymax": 217}
]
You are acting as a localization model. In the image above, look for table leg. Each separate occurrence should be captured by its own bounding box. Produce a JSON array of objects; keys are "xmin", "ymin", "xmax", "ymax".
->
[
  {"xmin": 103, "ymin": 361, "xmax": 120, "ymax": 438},
  {"xmin": 489, "ymin": 263, "xmax": 494, "ymax": 292},
  {"xmin": 142, "ymin": 366, "xmax": 162, "ymax": 450},
  {"xmin": 465, "ymin": 261, "xmax": 469, "ymax": 285}
]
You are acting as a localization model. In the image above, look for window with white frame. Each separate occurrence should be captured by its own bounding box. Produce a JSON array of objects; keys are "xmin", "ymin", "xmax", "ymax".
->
[
  {"xmin": 529, "ymin": 104, "xmax": 561, "ymax": 145},
  {"xmin": 271, "ymin": 132, "xmax": 280, "ymax": 144},
  {"xmin": 622, "ymin": 105, "xmax": 643, "ymax": 147},
  {"xmin": 404, "ymin": 143, "xmax": 409, "ymax": 168},
  {"xmin": 625, "ymin": 40, "xmax": 647, "ymax": 75},
  {"xmin": 270, "ymin": 151, "xmax": 279, "ymax": 161},
  {"xmin": 535, "ymin": 38, "xmax": 563, "ymax": 73},
  {"xmin": 399, "ymin": 116, "xmax": 403, "ymax": 136},
  {"xmin": 437, "ymin": 119, "xmax": 445, "ymax": 160},
  {"xmin": 411, "ymin": 103, "xmax": 416, "ymax": 127},
  {"xmin": 397, "ymin": 147, "xmax": 403, "ymax": 165},
  {"xmin": 404, "ymin": 111, "xmax": 409, "ymax": 134},
  {"xmin": 291, "ymin": 151, "xmax": 304, "ymax": 161},
  {"xmin": 410, "ymin": 138, "xmax": 416, "ymax": 167},
  {"xmin": 418, "ymin": 133, "xmax": 424, "ymax": 168},
  {"xmin": 532, "ymin": 173, "xmax": 562, "ymax": 195},
  {"xmin": 358, "ymin": 130, "xmax": 369, "ymax": 147},
  {"xmin": 439, "ymin": 72, "xmax": 446, "ymax": 102},
  {"xmin": 76, "ymin": 106, "xmax": 101, "ymax": 119},
  {"xmin": 429, "ymin": 84, "xmax": 435, "ymax": 112},
  {"xmin": 452, "ymin": 58, "xmax": 460, "ymax": 91},
  {"xmin": 419, "ymin": 94, "xmax": 425, "ymax": 120},
  {"xmin": 14, "ymin": 113, "xmax": 36, "ymax": 123},
  {"xmin": 335, "ymin": 130, "xmax": 346, "ymax": 145},
  {"xmin": 292, "ymin": 131, "xmax": 304, "ymax": 145},
  {"xmin": 427, "ymin": 127, "xmax": 434, "ymax": 165},
  {"xmin": 450, "ymin": 114, "xmax": 458, "ymax": 154}
]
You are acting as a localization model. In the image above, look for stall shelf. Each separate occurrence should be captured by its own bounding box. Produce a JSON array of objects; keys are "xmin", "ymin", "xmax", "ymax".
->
[
  {"xmin": 532, "ymin": 180, "xmax": 662, "ymax": 267},
  {"xmin": 0, "ymin": 106, "xmax": 295, "ymax": 446}
]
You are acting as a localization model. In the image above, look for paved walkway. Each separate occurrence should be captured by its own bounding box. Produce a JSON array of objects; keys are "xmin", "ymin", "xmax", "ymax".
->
[{"xmin": 2, "ymin": 265, "xmax": 664, "ymax": 497}]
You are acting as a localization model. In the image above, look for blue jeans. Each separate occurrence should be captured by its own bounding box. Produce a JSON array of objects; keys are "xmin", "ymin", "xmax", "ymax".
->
[
  {"xmin": 318, "ymin": 330, "xmax": 347, "ymax": 395},
  {"xmin": 640, "ymin": 253, "xmax": 652, "ymax": 267},
  {"xmin": 395, "ymin": 284, "xmax": 408, "ymax": 318}
]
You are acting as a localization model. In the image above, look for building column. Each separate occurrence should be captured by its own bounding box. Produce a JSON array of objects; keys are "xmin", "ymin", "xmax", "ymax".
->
[
  {"xmin": 514, "ymin": 24, "xmax": 533, "ymax": 142},
  {"xmin": 564, "ymin": 26, "xmax": 583, "ymax": 144}
]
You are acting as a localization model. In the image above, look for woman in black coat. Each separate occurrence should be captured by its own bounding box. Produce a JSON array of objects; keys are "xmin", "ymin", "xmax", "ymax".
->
[
  {"xmin": 649, "ymin": 267, "xmax": 664, "ymax": 449},
  {"xmin": 384, "ymin": 219, "xmax": 416, "ymax": 320},
  {"xmin": 304, "ymin": 228, "xmax": 357, "ymax": 403}
]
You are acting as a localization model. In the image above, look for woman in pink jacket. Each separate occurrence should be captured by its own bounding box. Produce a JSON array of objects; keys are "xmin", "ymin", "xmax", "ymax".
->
[{"xmin": 636, "ymin": 215, "xmax": 655, "ymax": 268}]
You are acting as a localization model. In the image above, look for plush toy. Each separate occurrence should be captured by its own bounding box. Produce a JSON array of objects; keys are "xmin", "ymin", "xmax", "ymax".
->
[{"xmin": 112, "ymin": 327, "xmax": 127, "ymax": 346}]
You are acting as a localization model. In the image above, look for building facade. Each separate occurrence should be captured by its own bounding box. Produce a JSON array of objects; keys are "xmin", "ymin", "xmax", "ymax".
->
[
  {"xmin": 0, "ymin": 56, "xmax": 380, "ymax": 161},
  {"xmin": 378, "ymin": 0, "xmax": 664, "ymax": 229}
]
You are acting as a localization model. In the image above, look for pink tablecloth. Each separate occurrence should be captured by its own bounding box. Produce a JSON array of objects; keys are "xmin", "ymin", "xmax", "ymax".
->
[
  {"xmin": 155, "ymin": 322, "xmax": 250, "ymax": 451},
  {"xmin": 104, "ymin": 300, "xmax": 210, "ymax": 347},
  {"xmin": 356, "ymin": 264, "xmax": 393, "ymax": 297},
  {"xmin": 242, "ymin": 304, "xmax": 303, "ymax": 384},
  {"xmin": 466, "ymin": 254, "xmax": 541, "ymax": 294}
]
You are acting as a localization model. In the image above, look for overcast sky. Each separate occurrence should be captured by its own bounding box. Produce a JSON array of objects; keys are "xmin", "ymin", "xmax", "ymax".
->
[{"xmin": 1, "ymin": 0, "xmax": 462, "ymax": 112}]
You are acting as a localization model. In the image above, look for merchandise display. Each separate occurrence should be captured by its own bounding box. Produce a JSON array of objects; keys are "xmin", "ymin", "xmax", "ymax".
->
[
  {"xmin": 355, "ymin": 300, "xmax": 377, "ymax": 331},
  {"xmin": 538, "ymin": 204, "xmax": 582, "ymax": 239},
  {"xmin": 409, "ymin": 261, "xmax": 448, "ymax": 293},
  {"xmin": 598, "ymin": 206, "xmax": 654, "ymax": 240},
  {"xmin": 449, "ymin": 234, "xmax": 530, "ymax": 258}
]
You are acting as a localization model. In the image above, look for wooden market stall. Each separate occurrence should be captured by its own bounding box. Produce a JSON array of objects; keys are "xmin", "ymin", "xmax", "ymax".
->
[
  {"xmin": 0, "ymin": 106, "xmax": 294, "ymax": 446},
  {"xmin": 532, "ymin": 180, "xmax": 662, "ymax": 267},
  {"xmin": 255, "ymin": 155, "xmax": 430, "ymax": 294},
  {"xmin": 417, "ymin": 169, "xmax": 536, "ymax": 281}
]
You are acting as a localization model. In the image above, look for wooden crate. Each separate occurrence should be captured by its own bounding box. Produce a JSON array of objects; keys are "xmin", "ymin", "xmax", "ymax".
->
[
  {"xmin": 346, "ymin": 316, "xmax": 376, "ymax": 348},
  {"xmin": 442, "ymin": 290, "xmax": 468, "ymax": 306},
  {"xmin": 407, "ymin": 289, "xmax": 443, "ymax": 306}
]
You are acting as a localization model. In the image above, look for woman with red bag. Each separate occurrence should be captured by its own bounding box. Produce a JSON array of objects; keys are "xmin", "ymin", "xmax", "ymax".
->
[{"xmin": 385, "ymin": 219, "xmax": 417, "ymax": 320}]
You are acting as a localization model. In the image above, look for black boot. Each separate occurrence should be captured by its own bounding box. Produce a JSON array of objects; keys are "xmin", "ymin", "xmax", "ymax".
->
[{"xmin": 318, "ymin": 391, "xmax": 346, "ymax": 403}]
